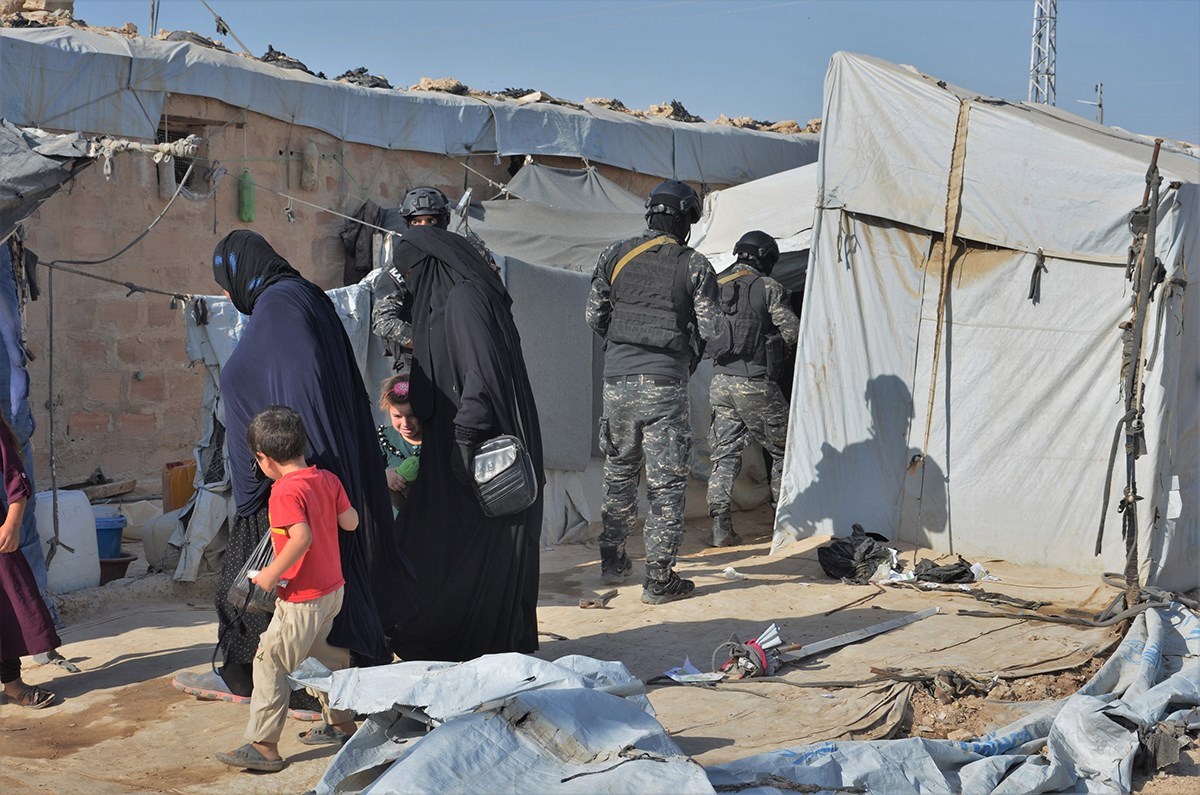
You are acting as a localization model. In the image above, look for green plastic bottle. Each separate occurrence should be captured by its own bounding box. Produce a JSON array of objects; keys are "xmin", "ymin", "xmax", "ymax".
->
[{"xmin": 237, "ymin": 168, "xmax": 255, "ymax": 222}]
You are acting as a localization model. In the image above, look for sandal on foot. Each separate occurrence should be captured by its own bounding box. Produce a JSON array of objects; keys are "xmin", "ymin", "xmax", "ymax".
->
[
  {"xmin": 298, "ymin": 724, "xmax": 349, "ymax": 746},
  {"xmin": 215, "ymin": 743, "xmax": 285, "ymax": 772},
  {"xmin": 0, "ymin": 684, "xmax": 57, "ymax": 709}
]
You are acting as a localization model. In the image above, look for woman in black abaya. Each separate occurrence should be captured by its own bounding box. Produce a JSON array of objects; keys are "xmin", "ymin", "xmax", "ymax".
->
[
  {"xmin": 388, "ymin": 226, "xmax": 543, "ymax": 661},
  {"xmin": 209, "ymin": 231, "xmax": 397, "ymax": 695}
]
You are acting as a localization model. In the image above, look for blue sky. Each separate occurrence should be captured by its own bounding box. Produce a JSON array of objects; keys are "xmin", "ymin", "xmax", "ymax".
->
[{"xmin": 81, "ymin": 0, "xmax": 1200, "ymax": 143}]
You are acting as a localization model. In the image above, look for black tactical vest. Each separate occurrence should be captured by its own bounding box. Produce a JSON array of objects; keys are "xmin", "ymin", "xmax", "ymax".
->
[
  {"xmin": 605, "ymin": 235, "xmax": 693, "ymax": 353},
  {"xmin": 711, "ymin": 269, "xmax": 782, "ymax": 379}
]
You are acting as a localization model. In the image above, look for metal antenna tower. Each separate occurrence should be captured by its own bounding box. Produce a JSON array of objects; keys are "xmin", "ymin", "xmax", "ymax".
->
[{"xmin": 1028, "ymin": 0, "xmax": 1057, "ymax": 105}]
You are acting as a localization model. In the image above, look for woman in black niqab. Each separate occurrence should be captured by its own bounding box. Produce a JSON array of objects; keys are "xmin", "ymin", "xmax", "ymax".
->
[
  {"xmin": 387, "ymin": 226, "xmax": 543, "ymax": 661},
  {"xmin": 209, "ymin": 231, "xmax": 398, "ymax": 695}
]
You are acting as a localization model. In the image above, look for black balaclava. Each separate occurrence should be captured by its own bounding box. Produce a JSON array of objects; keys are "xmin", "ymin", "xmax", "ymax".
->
[{"xmin": 647, "ymin": 211, "xmax": 691, "ymax": 243}]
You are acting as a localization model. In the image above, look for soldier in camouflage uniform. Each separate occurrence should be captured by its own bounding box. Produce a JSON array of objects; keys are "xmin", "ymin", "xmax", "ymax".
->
[
  {"xmin": 706, "ymin": 231, "xmax": 800, "ymax": 546},
  {"xmin": 586, "ymin": 180, "xmax": 722, "ymax": 604},
  {"xmin": 372, "ymin": 186, "xmax": 494, "ymax": 372}
]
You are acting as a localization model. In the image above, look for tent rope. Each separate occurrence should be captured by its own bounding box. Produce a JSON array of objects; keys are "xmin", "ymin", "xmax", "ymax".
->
[{"xmin": 911, "ymin": 98, "xmax": 971, "ymax": 557}]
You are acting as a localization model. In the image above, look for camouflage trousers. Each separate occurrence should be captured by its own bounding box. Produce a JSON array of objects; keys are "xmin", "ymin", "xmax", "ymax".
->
[
  {"xmin": 597, "ymin": 377, "xmax": 690, "ymax": 579},
  {"xmin": 707, "ymin": 373, "xmax": 789, "ymax": 516}
]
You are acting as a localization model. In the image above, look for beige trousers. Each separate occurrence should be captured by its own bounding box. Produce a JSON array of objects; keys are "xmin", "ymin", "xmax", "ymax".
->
[{"xmin": 246, "ymin": 586, "xmax": 352, "ymax": 744}]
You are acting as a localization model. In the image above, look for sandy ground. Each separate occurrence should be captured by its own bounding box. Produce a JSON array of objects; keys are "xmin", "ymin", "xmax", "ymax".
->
[{"xmin": 1, "ymin": 506, "xmax": 1194, "ymax": 793}]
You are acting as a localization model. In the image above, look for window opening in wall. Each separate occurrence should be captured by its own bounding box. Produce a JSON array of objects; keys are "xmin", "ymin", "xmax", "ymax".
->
[{"xmin": 156, "ymin": 122, "xmax": 210, "ymax": 188}]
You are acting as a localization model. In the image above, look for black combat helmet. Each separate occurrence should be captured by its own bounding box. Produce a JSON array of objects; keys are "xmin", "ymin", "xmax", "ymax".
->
[
  {"xmin": 733, "ymin": 230, "xmax": 780, "ymax": 275},
  {"xmin": 645, "ymin": 180, "xmax": 702, "ymax": 225},
  {"xmin": 399, "ymin": 186, "xmax": 451, "ymax": 227}
]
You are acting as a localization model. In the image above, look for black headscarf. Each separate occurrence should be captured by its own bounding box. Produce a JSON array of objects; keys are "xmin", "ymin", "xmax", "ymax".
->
[
  {"xmin": 392, "ymin": 226, "xmax": 510, "ymax": 422},
  {"xmin": 212, "ymin": 230, "xmax": 301, "ymax": 315}
]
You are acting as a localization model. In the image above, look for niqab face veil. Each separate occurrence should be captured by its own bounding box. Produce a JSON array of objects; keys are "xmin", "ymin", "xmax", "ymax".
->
[
  {"xmin": 212, "ymin": 230, "xmax": 301, "ymax": 315},
  {"xmin": 391, "ymin": 226, "xmax": 510, "ymax": 422}
]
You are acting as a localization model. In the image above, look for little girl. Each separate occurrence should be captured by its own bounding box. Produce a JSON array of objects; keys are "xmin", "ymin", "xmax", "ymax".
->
[
  {"xmin": 377, "ymin": 375, "xmax": 422, "ymax": 511},
  {"xmin": 0, "ymin": 415, "xmax": 60, "ymax": 709}
]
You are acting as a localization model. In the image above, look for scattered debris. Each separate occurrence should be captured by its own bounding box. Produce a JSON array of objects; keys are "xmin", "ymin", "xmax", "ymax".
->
[
  {"xmin": 778, "ymin": 607, "xmax": 941, "ymax": 664},
  {"xmin": 334, "ymin": 67, "xmax": 392, "ymax": 89},
  {"xmin": 156, "ymin": 30, "xmax": 226, "ymax": 51},
  {"xmin": 0, "ymin": 0, "xmax": 74, "ymax": 29},
  {"xmin": 412, "ymin": 76, "xmax": 469, "ymax": 95},
  {"xmin": 80, "ymin": 478, "xmax": 137, "ymax": 502},
  {"xmin": 718, "ymin": 623, "xmax": 785, "ymax": 678},
  {"xmin": 63, "ymin": 466, "xmax": 110, "ymax": 490},
  {"xmin": 664, "ymin": 657, "xmax": 725, "ymax": 684},
  {"xmin": 721, "ymin": 566, "xmax": 747, "ymax": 581},
  {"xmin": 646, "ymin": 99, "xmax": 704, "ymax": 123},
  {"xmin": 586, "ymin": 97, "xmax": 630, "ymax": 112},
  {"xmin": 817, "ymin": 523, "xmax": 900, "ymax": 584},
  {"xmin": 495, "ymin": 87, "xmax": 539, "ymax": 99},
  {"xmin": 900, "ymin": 657, "xmax": 1106, "ymax": 741},
  {"xmin": 260, "ymin": 44, "xmax": 322, "ymax": 78},
  {"xmin": 914, "ymin": 555, "xmax": 977, "ymax": 584},
  {"xmin": 578, "ymin": 589, "xmax": 618, "ymax": 609}
]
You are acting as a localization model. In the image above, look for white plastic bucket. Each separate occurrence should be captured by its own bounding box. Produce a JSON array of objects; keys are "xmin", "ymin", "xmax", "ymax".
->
[{"xmin": 33, "ymin": 490, "xmax": 100, "ymax": 593}]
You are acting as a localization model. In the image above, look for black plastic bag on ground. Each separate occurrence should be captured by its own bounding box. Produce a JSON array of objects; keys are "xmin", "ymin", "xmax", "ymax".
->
[
  {"xmin": 914, "ymin": 555, "xmax": 975, "ymax": 584},
  {"xmin": 817, "ymin": 523, "xmax": 895, "ymax": 584}
]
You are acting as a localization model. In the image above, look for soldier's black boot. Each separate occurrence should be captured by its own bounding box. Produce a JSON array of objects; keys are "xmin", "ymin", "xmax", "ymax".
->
[
  {"xmin": 600, "ymin": 544, "xmax": 633, "ymax": 585},
  {"xmin": 709, "ymin": 513, "xmax": 743, "ymax": 547},
  {"xmin": 641, "ymin": 570, "xmax": 696, "ymax": 605}
]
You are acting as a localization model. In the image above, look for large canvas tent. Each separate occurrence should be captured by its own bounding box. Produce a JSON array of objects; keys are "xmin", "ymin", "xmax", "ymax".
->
[{"xmin": 774, "ymin": 53, "xmax": 1200, "ymax": 590}]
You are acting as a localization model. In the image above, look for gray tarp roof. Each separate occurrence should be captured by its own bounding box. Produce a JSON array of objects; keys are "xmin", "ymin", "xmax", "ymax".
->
[{"xmin": 0, "ymin": 27, "xmax": 818, "ymax": 185}]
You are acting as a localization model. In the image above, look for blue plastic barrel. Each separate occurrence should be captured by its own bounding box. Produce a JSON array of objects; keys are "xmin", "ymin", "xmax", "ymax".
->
[{"xmin": 95, "ymin": 515, "xmax": 127, "ymax": 560}]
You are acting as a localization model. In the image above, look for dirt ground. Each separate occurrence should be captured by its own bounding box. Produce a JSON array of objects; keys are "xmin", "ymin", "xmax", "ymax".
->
[{"xmin": 1, "ymin": 505, "xmax": 1194, "ymax": 793}]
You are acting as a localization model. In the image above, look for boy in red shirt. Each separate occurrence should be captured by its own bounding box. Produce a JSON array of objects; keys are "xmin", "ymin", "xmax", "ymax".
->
[{"xmin": 216, "ymin": 406, "xmax": 358, "ymax": 773}]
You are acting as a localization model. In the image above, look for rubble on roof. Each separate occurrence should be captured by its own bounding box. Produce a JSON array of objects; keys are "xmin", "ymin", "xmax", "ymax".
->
[
  {"xmin": 646, "ymin": 99, "xmax": 704, "ymax": 123},
  {"xmin": 0, "ymin": 12, "xmax": 815, "ymax": 138},
  {"xmin": 156, "ymin": 29, "xmax": 226, "ymax": 51},
  {"xmin": 412, "ymin": 76, "xmax": 469, "ymax": 95},
  {"xmin": 335, "ymin": 67, "xmax": 392, "ymax": 90},
  {"xmin": 587, "ymin": 97, "xmax": 632, "ymax": 113},
  {"xmin": 261, "ymin": 44, "xmax": 323, "ymax": 78},
  {"xmin": 494, "ymin": 87, "xmax": 538, "ymax": 99},
  {"xmin": 1, "ymin": 0, "xmax": 76, "ymax": 28},
  {"xmin": 713, "ymin": 114, "xmax": 821, "ymax": 135}
]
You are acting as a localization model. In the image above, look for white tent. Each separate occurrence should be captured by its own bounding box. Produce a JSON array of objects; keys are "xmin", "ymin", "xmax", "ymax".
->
[
  {"xmin": 691, "ymin": 162, "xmax": 818, "ymax": 291},
  {"xmin": 774, "ymin": 53, "xmax": 1200, "ymax": 590}
]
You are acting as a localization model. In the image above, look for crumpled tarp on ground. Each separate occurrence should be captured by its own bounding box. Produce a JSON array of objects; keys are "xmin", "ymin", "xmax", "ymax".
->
[
  {"xmin": 291, "ymin": 653, "xmax": 712, "ymax": 794},
  {"xmin": 706, "ymin": 604, "xmax": 1199, "ymax": 793}
]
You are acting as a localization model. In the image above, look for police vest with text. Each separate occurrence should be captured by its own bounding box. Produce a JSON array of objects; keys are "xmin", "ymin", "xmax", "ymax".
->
[
  {"xmin": 605, "ymin": 235, "xmax": 694, "ymax": 354},
  {"xmin": 711, "ymin": 269, "xmax": 784, "ymax": 381}
]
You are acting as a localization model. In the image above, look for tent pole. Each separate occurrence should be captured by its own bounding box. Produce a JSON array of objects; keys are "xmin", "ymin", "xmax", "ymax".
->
[{"xmin": 1116, "ymin": 139, "xmax": 1163, "ymax": 610}]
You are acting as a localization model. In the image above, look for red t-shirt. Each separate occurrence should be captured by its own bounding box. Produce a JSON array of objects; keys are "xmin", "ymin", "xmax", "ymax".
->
[{"xmin": 267, "ymin": 466, "xmax": 349, "ymax": 603}]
